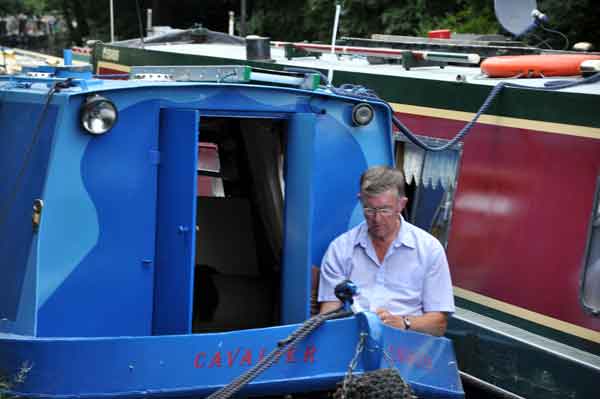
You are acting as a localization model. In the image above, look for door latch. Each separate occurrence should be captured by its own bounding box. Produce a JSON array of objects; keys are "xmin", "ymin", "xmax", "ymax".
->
[{"xmin": 32, "ymin": 199, "xmax": 44, "ymax": 232}]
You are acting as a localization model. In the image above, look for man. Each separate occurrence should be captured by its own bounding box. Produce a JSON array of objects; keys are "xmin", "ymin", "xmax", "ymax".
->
[{"xmin": 318, "ymin": 166, "xmax": 454, "ymax": 336}]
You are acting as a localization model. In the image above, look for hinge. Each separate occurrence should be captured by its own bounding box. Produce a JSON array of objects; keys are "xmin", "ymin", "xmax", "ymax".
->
[{"xmin": 149, "ymin": 149, "xmax": 160, "ymax": 165}]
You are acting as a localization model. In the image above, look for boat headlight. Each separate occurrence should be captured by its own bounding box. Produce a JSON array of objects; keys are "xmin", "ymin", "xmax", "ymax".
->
[
  {"xmin": 80, "ymin": 94, "xmax": 118, "ymax": 135},
  {"xmin": 351, "ymin": 103, "xmax": 374, "ymax": 126}
]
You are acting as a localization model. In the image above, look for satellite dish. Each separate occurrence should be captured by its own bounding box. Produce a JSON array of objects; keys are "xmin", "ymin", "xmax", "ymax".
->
[{"xmin": 494, "ymin": 0, "xmax": 547, "ymax": 37}]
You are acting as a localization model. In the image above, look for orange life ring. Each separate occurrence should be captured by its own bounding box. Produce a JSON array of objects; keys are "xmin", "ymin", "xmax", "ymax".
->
[{"xmin": 481, "ymin": 54, "xmax": 600, "ymax": 78}]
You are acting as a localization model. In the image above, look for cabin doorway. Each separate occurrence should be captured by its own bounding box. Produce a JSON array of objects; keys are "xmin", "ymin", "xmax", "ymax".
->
[
  {"xmin": 192, "ymin": 117, "xmax": 285, "ymax": 333},
  {"xmin": 151, "ymin": 109, "xmax": 316, "ymax": 335},
  {"xmin": 152, "ymin": 111, "xmax": 287, "ymax": 335}
]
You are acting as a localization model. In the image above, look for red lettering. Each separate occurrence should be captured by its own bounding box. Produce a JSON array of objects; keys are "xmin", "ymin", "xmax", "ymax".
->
[
  {"xmin": 425, "ymin": 356, "xmax": 433, "ymax": 370},
  {"xmin": 303, "ymin": 345, "xmax": 317, "ymax": 363},
  {"xmin": 208, "ymin": 351, "xmax": 222, "ymax": 368},
  {"xmin": 194, "ymin": 345, "xmax": 324, "ymax": 370},
  {"xmin": 227, "ymin": 348, "xmax": 241, "ymax": 367},
  {"xmin": 240, "ymin": 349, "xmax": 252, "ymax": 366},
  {"xmin": 390, "ymin": 345, "xmax": 433, "ymax": 370},
  {"xmin": 414, "ymin": 354, "xmax": 424, "ymax": 368},
  {"xmin": 396, "ymin": 347, "xmax": 406, "ymax": 362},
  {"xmin": 286, "ymin": 348, "xmax": 297, "ymax": 363},
  {"xmin": 194, "ymin": 352, "xmax": 206, "ymax": 368}
]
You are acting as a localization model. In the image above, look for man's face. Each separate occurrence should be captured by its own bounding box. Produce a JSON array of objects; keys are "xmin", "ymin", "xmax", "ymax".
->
[{"xmin": 361, "ymin": 190, "xmax": 408, "ymax": 241}]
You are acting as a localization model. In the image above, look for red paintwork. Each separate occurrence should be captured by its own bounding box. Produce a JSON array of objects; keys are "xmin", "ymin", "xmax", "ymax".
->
[
  {"xmin": 97, "ymin": 66, "xmax": 129, "ymax": 79},
  {"xmin": 397, "ymin": 111, "xmax": 600, "ymax": 332}
]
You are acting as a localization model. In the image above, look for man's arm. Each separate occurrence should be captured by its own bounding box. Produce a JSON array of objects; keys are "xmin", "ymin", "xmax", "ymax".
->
[
  {"xmin": 375, "ymin": 309, "xmax": 449, "ymax": 336},
  {"xmin": 317, "ymin": 235, "xmax": 350, "ymax": 314},
  {"xmin": 417, "ymin": 240, "xmax": 454, "ymax": 335}
]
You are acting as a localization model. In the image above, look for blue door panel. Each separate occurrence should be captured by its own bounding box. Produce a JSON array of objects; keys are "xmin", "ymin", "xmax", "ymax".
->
[
  {"xmin": 153, "ymin": 108, "xmax": 198, "ymax": 335},
  {"xmin": 281, "ymin": 113, "xmax": 317, "ymax": 324}
]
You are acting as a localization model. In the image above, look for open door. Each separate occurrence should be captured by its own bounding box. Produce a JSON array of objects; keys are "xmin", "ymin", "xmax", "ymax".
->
[
  {"xmin": 153, "ymin": 109, "xmax": 199, "ymax": 335},
  {"xmin": 281, "ymin": 113, "xmax": 317, "ymax": 324}
]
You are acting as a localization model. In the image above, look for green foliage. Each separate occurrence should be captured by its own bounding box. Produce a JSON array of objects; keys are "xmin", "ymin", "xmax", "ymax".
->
[
  {"xmin": 247, "ymin": 0, "xmax": 502, "ymax": 42},
  {"xmin": 3, "ymin": 0, "xmax": 598, "ymax": 50},
  {"xmin": 246, "ymin": 1, "xmax": 309, "ymax": 41},
  {"xmin": 418, "ymin": 1, "xmax": 500, "ymax": 36},
  {"xmin": 0, "ymin": 362, "xmax": 32, "ymax": 399},
  {"xmin": 535, "ymin": 0, "xmax": 600, "ymax": 50},
  {"xmin": 22, "ymin": 0, "xmax": 48, "ymax": 16},
  {"xmin": 0, "ymin": 0, "xmax": 47, "ymax": 16}
]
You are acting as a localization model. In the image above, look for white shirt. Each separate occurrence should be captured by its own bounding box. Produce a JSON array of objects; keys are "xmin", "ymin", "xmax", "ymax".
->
[{"xmin": 318, "ymin": 217, "xmax": 455, "ymax": 315}]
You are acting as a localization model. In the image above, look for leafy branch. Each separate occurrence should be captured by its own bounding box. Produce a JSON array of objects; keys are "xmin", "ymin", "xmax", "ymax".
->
[{"xmin": 0, "ymin": 362, "xmax": 33, "ymax": 399}]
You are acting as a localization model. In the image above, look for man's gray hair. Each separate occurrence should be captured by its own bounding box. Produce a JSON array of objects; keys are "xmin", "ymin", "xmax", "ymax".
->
[{"xmin": 360, "ymin": 166, "xmax": 406, "ymax": 197}]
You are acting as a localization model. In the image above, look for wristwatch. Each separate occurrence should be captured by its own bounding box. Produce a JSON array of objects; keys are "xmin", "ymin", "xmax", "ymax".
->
[{"xmin": 402, "ymin": 316, "xmax": 411, "ymax": 330}]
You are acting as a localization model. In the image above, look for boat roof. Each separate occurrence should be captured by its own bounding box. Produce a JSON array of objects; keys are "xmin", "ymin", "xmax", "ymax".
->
[
  {"xmin": 135, "ymin": 42, "xmax": 600, "ymax": 96},
  {"xmin": 0, "ymin": 65, "xmax": 392, "ymax": 108}
]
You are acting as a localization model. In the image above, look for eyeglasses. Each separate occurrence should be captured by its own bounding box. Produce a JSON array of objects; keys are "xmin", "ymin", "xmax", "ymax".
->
[{"xmin": 363, "ymin": 207, "xmax": 395, "ymax": 216}]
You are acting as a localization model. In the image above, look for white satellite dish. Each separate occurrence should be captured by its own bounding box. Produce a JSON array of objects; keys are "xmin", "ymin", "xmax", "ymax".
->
[{"xmin": 494, "ymin": 0, "xmax": 547, "ymax": 37}]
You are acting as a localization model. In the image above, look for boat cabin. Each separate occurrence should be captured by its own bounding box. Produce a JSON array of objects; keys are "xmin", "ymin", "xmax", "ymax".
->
[{"xmin": 0, "ymin": 64, "xmax": 399, "ymax": 338}]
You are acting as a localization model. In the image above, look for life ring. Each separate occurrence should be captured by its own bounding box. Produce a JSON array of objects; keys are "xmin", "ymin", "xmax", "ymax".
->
[{"xmin": 481, "ymin": 54, "xmax": 600, "ymax": 78}]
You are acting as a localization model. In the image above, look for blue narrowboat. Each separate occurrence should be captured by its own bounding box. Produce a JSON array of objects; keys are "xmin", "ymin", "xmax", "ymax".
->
[{"xmin": 0, "ymin": 63, "xmax": 463, "ymax": 398}]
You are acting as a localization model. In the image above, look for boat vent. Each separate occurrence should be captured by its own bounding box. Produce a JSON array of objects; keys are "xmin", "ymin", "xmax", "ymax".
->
[
  {"xmin": 128, "ymin": 65, "xmax": 321, "ymax": 90},
  {"xmin": 26, "ymin": 72, "xmax": 53, "ymax": 78},
  {"xmin": 129, "ymin": 65, "xmax": 251, "ymax": 83}
]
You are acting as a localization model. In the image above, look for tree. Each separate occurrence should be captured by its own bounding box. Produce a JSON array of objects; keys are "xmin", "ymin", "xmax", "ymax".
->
[
  {"xmin": 4, "ymin": 0, "xmax": 599, "ymax": 51},
  {"xmin": 534, "ymin": 0, "xmax": 600, "ymax": 50},
  {"xmin": 0, "ymin": 0, "xmax": 47, "ymax": 16}
]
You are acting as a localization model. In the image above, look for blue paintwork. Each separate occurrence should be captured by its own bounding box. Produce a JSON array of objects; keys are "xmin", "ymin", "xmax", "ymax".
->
[
  {"xmin": 154, "ymin": 109, "xmax": 198, "ymax": 335},
  {"xmin": 0, "ymin": 95, "xmax": 58, "ymax": 333},
  {"xmin": 281, "ymin": 113, "xmax": 318, "ymax": 324},
  {"xmin": 0, "ymin": 67, "xmax": 462, "ymax": 398},
  {"xmin": 0, "ymin": 316, "xmax": 462, "ymax": 399},
  {"xmin": 356, "ymin": 312, "xmax": 384, "ymax": 370}
]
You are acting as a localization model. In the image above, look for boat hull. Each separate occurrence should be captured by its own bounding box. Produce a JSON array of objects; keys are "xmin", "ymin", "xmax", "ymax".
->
[{"xmin": 0, "ymin": 316, "xmax": 463, "ymax": 398}]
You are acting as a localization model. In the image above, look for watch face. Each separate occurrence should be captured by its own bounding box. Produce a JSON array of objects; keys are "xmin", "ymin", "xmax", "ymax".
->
[{"xmin": 403, "ymin": 317, "xmax": 411, "ymax": 329}]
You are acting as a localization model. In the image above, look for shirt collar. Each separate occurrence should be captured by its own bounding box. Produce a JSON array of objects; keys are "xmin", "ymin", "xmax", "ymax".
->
[
  {"xmin": 354, "ymin": 216, "xmax": 416, "ymax": 249},
  {"xmin": 396, "ymin": 215, "xmax": 416, "ymax": 249}
]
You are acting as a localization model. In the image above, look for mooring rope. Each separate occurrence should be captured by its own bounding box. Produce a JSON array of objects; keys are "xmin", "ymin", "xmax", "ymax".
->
[
  {"xmin": 285, "ymin": 66, "xmax": 600, "ymax": 152},
  {"xmin": 336, "ymin": 72, "xmax": 600, "ymax": 152},
  {"xmin": 0, "ymin": 79, "xmax": 73, "ymax": 232},
  {"xmin": 205, "ymin": 307, "xmax": 352, "ymax": 399}
]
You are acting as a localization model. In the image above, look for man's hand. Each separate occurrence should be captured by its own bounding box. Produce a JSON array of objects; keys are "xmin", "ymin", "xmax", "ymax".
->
[
  {"xmin": 375, "ymin": 308, "xmax": 449, "ymax": 336},
  {"xmin": 376, "ymin": 308, "xmax": 405, "ymax": 329}
]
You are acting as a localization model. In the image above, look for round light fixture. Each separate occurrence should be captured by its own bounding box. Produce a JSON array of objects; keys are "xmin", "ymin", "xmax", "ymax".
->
[
  {"xmin": 80, "ymin": 94, "xmax": 118, "ymax": 135},
  {"xmin": 351, "ymin": 103, "xmax": 374, "ymax": 126}
]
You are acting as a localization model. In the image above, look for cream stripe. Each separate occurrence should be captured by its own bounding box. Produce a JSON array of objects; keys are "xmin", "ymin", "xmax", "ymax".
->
[
  {"xmin": 391, "ymin": 103, "xmax": 600, "ymax": 140},
  {"xmin": 454, "ymin": 286, "xmax": 600, "ymax": 344},
  {"xmin": 12, "ymin": 48, "xmax": 65, "ymax": 65},
  {"xmin": 97, "ymin": 61, "xmax": 131, "ymax": 74}
]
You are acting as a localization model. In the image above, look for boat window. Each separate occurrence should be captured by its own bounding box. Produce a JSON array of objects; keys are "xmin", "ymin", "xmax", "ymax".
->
[
  {"xmin": 395, "ymin": 135, "xmax": 462, "ymax": 247},
  {"xmin": 581, "ymin": 176, "xmax": 600, "ymax": 315},
  {"xmin": 197, "ymin": 142, "xmax": 224, "ymax": 197}
]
